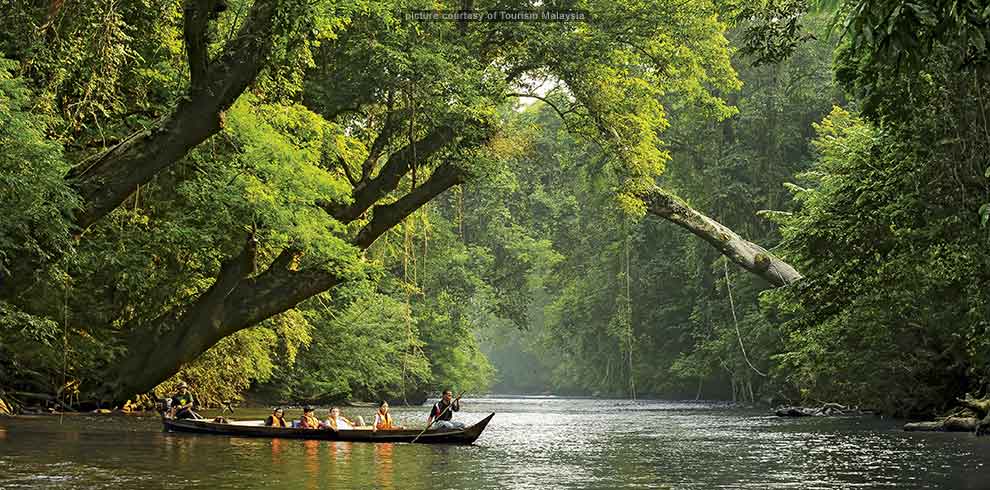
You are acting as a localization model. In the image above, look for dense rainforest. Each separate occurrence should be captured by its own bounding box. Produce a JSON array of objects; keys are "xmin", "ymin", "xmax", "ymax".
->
[{"xmin": 0, "ymin": 0, "xmax": 988, "ymax": 419}]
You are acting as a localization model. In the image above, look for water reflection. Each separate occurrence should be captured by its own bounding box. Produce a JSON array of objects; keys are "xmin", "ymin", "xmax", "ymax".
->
[
  {"xmin": 270, "ymin": 438, "xmax": 284, "ymax": 466},
  {"xmin": 162, "ymin": 432, "xmax": 198, "ymax": 465},
  {"xmin": 374, "ymin": 443, "xmax": 394, "ymax": 490},
  {"xmin": 1, "ymin": 398, "xmax": 990, "ymax": 489},
  {"xmin": 303, "ymin": 439, "xmax": 320, "ymax": 490},
  {"xmin": 329, "ymin": 441, "xmax": 352, "ymax": 462}
]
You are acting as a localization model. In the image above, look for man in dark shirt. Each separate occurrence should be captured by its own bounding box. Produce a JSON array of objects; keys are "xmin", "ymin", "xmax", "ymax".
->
[
  {"xmin": 169, "ymin": 382, "xmax": 201, "ymax": 419},
  {"xmin": 426, "ymin": 389, "xmax": 464, "ymax": 430}
]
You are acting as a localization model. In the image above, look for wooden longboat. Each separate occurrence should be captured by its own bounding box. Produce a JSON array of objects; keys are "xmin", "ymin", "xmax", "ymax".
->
[{"xmin": 162, "ymin": 412, "xmax": 495, "ymax": 445}]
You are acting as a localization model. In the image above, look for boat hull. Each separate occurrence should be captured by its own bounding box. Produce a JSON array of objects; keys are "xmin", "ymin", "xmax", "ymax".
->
[{"xmin": 162, "ymin": 412, "xmax": 494, "ymax": 445}]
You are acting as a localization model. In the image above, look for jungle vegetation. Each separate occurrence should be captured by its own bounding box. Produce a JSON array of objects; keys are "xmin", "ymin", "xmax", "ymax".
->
[{"xmin": 0, "ymin": 0, "xmax": 987, "ymax": 418}]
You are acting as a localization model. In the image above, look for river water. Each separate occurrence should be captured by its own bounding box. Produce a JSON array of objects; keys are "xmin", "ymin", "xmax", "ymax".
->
[{"xmin": 0, "ymin": 396, "xmax": 988, "ymax": 489}]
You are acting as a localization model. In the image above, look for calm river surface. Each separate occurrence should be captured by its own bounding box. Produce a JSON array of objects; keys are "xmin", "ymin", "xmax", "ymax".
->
[{"xmin": 1, "ymin": 396, "xmax": 988, "ymax": 489}]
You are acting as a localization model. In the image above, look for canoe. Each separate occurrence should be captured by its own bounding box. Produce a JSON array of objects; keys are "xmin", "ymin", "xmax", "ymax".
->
[{"xmin": 162, "ymin": 412, "xmax": 495, "ymax": 445}]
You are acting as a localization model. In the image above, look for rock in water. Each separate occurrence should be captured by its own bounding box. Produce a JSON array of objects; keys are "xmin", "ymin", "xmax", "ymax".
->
[{"xmin": 775, "ymin": 406, "xmax": 814, "ymax": 417}]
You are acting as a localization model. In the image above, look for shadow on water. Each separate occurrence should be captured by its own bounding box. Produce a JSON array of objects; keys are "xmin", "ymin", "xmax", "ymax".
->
[{"xmin": 1, "ymin": 397, "xmax": 989, "ymax": 489}]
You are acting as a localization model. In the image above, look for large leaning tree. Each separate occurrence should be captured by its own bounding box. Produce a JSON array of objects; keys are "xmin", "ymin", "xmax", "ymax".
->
[{"xmin": 0, "ymin": 0, "xmax": 798, "ymax": 402}]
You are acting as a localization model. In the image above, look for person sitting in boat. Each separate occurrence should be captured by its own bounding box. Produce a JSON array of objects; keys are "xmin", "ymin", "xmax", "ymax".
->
[
  {"xmin": 169, "ymin": 381, "xmax": 202, "ymax": 420},
  {"xmin": 321, "ymin": 407, "xmax": 365, "ymax": 430},
  {"xmin": 265, "ymin": 407, "xmax": 287, "ymax": 427},
  {"xmin": 299, "ymin": 406, "xmax": 321, "ymax": 429},
  {"xmin": 426, "ymin": 390, "xmax": 463, "ymax": 430},
  {"xmin": 373, "ymin": 401, "xmax": 403, "ymax": 431}
]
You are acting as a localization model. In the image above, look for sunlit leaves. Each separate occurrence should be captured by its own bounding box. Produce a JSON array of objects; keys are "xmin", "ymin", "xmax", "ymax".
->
[
  {"xmin": 184, "ymin": 96, "xmax": 358, "ymax": 268},
  {"xmin": 281, "ymin": 291, "xmax": 432, "ymax": 401},
  {"xmin": 0, "ymin": 59, "xmax": 79, "ymax": 276},
  {"xmin": 539, "ymin": 0, "xmax": 740, "ymax": 199}
]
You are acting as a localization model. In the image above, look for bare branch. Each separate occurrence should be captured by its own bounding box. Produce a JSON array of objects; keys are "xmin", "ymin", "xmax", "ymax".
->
[
  {"xmin": 506, "ymin": 92, "xmax": 575, "ymax": 121},
  {"xmin": 639, "ymin": 186, "xmax": 802, "ymax": 287}
]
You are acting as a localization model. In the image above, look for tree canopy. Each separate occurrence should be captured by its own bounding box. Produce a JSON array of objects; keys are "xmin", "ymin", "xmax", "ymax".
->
[{"xmin": 1, "ymin": 0, "xmax": 988, "ymax": 419}]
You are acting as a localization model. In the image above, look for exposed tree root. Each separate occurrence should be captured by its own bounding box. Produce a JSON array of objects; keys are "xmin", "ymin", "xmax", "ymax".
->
[{"xmin": 902, "ymin": 395, "xmax": 990, "ymax": 436}]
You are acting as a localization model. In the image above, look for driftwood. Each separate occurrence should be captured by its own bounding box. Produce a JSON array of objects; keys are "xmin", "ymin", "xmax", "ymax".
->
[
  {"xmin": 956, "ymin": 395, "xmax": 990, "ymax": 418},
  {"xmin": 904, "ymin": 417, "xmax": 980, "ymax": 432},
  {"xmin": 6, "ymin": 391, "xmax": 76, "ymax": 413},
  {"xmin": 902, "ymin": 395, "xmax": 990, "ymax": 436},
  {"xmin": 774, "ymin": 403, "xmax": 870, "ymax": 417}
]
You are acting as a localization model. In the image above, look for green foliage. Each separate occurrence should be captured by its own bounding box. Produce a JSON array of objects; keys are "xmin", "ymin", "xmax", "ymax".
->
[
  {"xmin": 0, "ymin": 0, "xmax": 185, "ymax": 140},
  {"xmin": 0, "ymin": 0, "xmax": 908, "ymax": 410},
  {"xmin": 832, "ymin": 0, "xmax": 990, "ymax": 119},
  {"xmin": 0, "ymin": 58, "xmax": 79, "ymax": 277},
  {"xmin": 274, "ymin": 289, "xmax": 431, "ymax": 402},
  {"xmin": 737, "ymin": 0, "xmax": 810, "ymax": 65},
  {"xmin": 0, "ymin": 58, "xmax": 82, "ymax": 398},
  {"xmin": 838, "ymin": 0, "xmax": 990, "ymax": 70},
  {"xmin": 766, "ymin": 98, "xmax": 990, "ymax": 415},
  {"xmin": 769, "ymin": 2, "xmax": 990, "ymax": 414},
  {"xmin": 473, "ymin": 16, "xmax": 841, "ymax": 400},
  {"xmin": 158, "ymin": 309, "xmax": 314, "ymax": 406},
  {"xmin": 204, "ymin": 96, "xmax": 357, "ymax": 267}
]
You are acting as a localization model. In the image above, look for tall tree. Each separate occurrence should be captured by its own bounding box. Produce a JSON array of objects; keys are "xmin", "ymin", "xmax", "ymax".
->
[{"xmin": 1, "ymin": 0, "xmax": 805, "ymax": 403}]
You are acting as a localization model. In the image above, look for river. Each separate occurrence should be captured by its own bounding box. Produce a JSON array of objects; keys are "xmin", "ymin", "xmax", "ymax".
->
[{"xmin": 0, "ymin": 396, "xmax": 988, "ymax": 489}]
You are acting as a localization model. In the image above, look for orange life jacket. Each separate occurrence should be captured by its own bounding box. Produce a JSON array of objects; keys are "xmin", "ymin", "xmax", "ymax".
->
[
  {"xmin": 375, "ymin": 410, "xmax": 393, "ymax": 429},
  {"xmin": 300, "ymin": 413, "xmax": 320, "ymax": 429}
]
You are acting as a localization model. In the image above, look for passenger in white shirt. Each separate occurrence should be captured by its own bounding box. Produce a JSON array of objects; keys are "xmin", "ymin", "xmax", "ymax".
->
[{"xmin": 322, "ymin": 407, "xmax": 364, "ymax": 430}]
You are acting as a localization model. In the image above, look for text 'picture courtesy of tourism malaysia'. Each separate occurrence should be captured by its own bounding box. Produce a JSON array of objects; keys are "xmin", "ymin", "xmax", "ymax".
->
[{"xmin": 1, "ymin": 0, "xmax": 990, "ymax": 489}]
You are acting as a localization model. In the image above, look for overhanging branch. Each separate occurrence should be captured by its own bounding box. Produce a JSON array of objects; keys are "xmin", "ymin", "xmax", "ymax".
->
[
  {"xmin": 639, "ymin": 186, "xmax": 802, "ymax": 287},
  {"xmin": 353, "ymin": 162, "xmax": 465, "ymax": 249},
  {"xmin": 325, "ymin": 125, "xmax": 456, "ymax": 223},
  {"xmin": 67, "ymin": 0, "xmax": 279, "ymax": 230}
]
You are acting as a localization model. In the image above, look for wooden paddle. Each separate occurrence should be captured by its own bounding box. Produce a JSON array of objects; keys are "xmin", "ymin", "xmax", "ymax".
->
[{"xmin": 411, "ymin": 391, "xmax": 465, "ymax": 443}]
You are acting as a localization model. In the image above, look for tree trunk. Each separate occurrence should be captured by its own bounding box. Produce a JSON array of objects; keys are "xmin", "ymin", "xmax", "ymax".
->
[
  {"xmin": 901, "ymin": 396, "xmax": 990, "ymax": 435},
  {"xmin": 68, "ymin": 0, "xmax": 279, "ymax": 229},
  {"xmin": 107, "ymin": 164, "xmax": 468, "ymax": 401},
  {"xmin": 904, "ymin": 417, "xmax": 980, "ymax": 432},
  {"xmin": 639, "ymin": 186, "xmax": 802, "ymax": 287},
  {"xmin": 0, "ymin": 0, "xmax": 280, "ymax": 302},
  {"xmin": 111, "ymin": 256, "xmax": 345, "ymax": 399},
  {"xmin": 956, "ymin": 395, "xmax": 990, "ymax": 418}
]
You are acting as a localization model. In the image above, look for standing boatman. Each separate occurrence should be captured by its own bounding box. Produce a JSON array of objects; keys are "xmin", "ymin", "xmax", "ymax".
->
[{"xmin": 426, "ymin": 389, "xmax": 464, "ymax": 430}]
